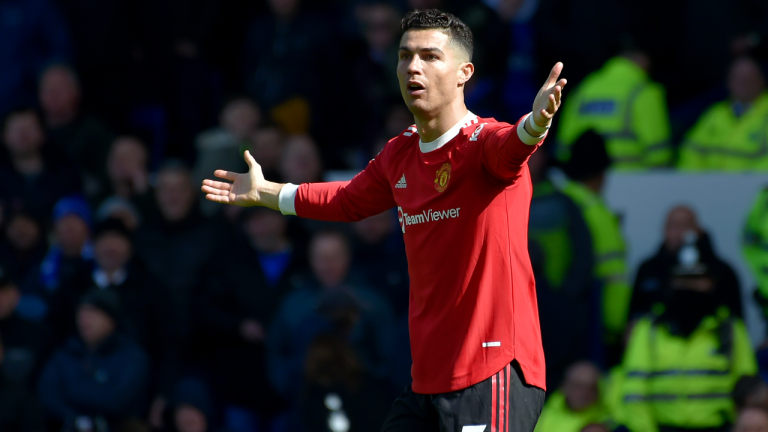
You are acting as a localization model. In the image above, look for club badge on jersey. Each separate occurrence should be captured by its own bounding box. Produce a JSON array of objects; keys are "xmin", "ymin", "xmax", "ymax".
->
[{"xmin": 435, "ymin": 163, "xmax": 451, "ymax": 193}]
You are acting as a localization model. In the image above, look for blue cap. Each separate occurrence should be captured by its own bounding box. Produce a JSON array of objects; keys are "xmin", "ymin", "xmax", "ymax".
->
[{"xmin": 52, "ymin": 196, "xmax": 93, "ymax": 228}]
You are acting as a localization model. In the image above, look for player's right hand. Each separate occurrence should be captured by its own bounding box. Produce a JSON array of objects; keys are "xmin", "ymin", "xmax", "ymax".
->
[{"xmin": 201, "ymin": 150, "xmax": 263, "ymax": 207}]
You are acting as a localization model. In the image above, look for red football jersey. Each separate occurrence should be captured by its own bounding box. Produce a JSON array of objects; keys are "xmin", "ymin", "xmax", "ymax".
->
[{"xmin": 285, "ymin": 112, "xmax": 546, "ymax": 393}]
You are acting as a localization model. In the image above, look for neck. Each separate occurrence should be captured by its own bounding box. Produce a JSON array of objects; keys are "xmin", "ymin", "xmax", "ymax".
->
[
  {"xmin": 581, "ymin": 175, "xmax": 604, "ymax": 195},
  {"xmin": 47, "ymin": 109, "xmax": 78, "ymax": 128},
  {"xmin": 414, "ymin": 100, "xmax": 469, "ymax": 143},
  {"xmin": 13, "ymin": 154, "xmax": 44, "ymax": 175}
]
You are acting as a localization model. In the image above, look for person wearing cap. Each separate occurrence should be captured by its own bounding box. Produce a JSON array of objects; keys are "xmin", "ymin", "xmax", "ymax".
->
[
  {"xmin": 555, "ymin": 48, "xmax": 672, "ymax": 171},
  {"xmin": 632, "ymin": 206, "xmax": 743, "ymax": 321},
  {"xmin": 165, "ymin": 377, "xmax": 223, "ymax": 432},
  {"xmin": 0, "ymin": 331, "xmax": 46, "ymax": 432},
  {"xmin": 618, "ymin": 255, "xmax": 757, "ymax": 432},
  {"xmin": 0, "ymin": 264, "xmax": 48, "ymax": 387},
  {"xmin": 40, "ymin": 195, "xmax": 94, "ymax": 294},
  {"xmin": 560, "ymin": 130, "xmax": 631, "ymax": 365},
  {"xmin": 47, "ymin": 217, "xmax": 180, "ymax": 413},
  {"xmin": 37, "ymin": 288, "xmax": 150, "ymax": 430}
]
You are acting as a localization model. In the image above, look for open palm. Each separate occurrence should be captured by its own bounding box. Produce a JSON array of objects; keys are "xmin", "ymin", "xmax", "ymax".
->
[
  {"xmin": 201, "ymin": 150, "xmax": 263, "ymax": 206},
  {"xmin": 532, "ymin": 62, "xmax": 567, "ymax": 127}
]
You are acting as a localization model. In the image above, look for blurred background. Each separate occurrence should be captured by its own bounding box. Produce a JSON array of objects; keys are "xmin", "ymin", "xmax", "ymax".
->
[{"xmin": 0, "ymin": 0, "xmax": 767, "ymax": 431}]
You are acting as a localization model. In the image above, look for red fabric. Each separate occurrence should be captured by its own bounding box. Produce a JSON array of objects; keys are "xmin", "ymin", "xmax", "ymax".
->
[{"xmin": 294, "ymin": 115, "xmax": 546, "ymax": 393}]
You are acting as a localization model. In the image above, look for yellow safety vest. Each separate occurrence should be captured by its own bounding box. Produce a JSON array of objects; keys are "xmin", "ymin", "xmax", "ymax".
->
[
  {"xmin": 535, "ymin": 390, "xmax": 613, "ymax": 432},
  {"xmin": 678, "ymin": 93, "xmax": 768, "ymax": 171},
  {"xmin": 556, "ymin": 57, "xmax": 672, "ymax": 170},
  {"xmin": 620, "ymin": 313, "xmax": 757, "ymax": 432}
]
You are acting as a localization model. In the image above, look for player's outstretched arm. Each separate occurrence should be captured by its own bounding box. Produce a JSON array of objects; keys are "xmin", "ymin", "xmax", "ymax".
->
[
  {"xmin": 524, "ymin": 62, "xmax": 567, "ymax": 136},
  {"xmin": 201, "ymin": 150, "xmax": 284, "ymax": 210}
]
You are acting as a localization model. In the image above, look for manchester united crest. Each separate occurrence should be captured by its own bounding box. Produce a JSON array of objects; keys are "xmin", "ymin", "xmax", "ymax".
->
[{"xmin": 434, "ymin": 163, "xmax": 451, "ymax": 193}]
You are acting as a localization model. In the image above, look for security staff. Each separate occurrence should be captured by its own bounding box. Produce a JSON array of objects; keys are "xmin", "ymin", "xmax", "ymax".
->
[
  {"xmin": 620, "ymin": 251, "xmax": 757, "ymax": 432},
  {"xmin": 679, "ymin": 57, "xmax": 768, "ymax": 171},
  {"xmin": 556, "ymin": 51, "xmax": 672, "ymax": 170},
  {"xmin": 743, "ymin": 187, "xmax": 768, "ymax": 314},
  {"xmin": 561, "ymin": 131, "xmax": 631, "ymax": 358}
]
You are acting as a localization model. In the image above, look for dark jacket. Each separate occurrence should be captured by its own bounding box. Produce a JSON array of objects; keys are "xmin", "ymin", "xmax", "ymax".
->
[
  {"xmin": 194, "ymin": 239, "xmax": 307, "ymax": 411},
  {"xmin": 0, "ymin": 149, "xmax": 81, "ymax": 224},
  {"xmin": 37, "ymin": 334, "xmax": 150, "ymax": 423},
  {"xmin": 0, "ymin": 313, "xmax": 49, "ymax": 387},
  {"xmin": 528, "ymin": 180, "xmax": 596, "ymax": 389},
  {"xmin": 631, "ymin": 231, "xmax": 742, "ymax": 319},
  {"xmin": 47, "ymin": 259, "xmax": 181, "ymax": 393},
  {"xmin": 0, "ymin": 374, "xmax": 45, "ymax": 432}
]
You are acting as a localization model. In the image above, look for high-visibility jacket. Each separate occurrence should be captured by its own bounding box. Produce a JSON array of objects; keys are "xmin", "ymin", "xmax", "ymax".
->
[
  {"xmin": 534, "ymin": 389, "xmax": 613, "ymax": 432},
  {"xmin": 679, "ymin": 93, "xmax": 768, "ymax": 171},
  {"xmin": 743, "ymin": 187, "xmax": 768, "ymax": 312},
  {"xmin": 620, "ymin": 312, "xmax": 757, "ymax": 432},
  {"xmin": 561, "ymin": 181, "xmax": 631, "ymax": 341},
  {"xmin": 556, "ymin": 57, "xmax": 672, "ymax": 170}
]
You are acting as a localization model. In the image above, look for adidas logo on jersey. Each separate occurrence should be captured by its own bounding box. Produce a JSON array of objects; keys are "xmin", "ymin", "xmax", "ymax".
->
[
  {"xmin": 403, "ymin": 125, "xmax": 418, "ymax": 137},
  {"xmin": 395, "ymin": 174, "xmax": 407, "ymax": 189}
]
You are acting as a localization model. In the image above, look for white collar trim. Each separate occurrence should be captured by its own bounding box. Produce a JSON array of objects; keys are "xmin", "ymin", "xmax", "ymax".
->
[{"xmin": 418, "ymin": 111, "xmax": 478, "ymax": 153}]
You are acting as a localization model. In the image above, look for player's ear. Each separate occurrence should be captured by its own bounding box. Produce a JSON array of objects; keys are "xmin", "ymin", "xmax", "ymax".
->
[{"xmin": 458, "ymin": 62, "xmax": 474, "ymax": 87}]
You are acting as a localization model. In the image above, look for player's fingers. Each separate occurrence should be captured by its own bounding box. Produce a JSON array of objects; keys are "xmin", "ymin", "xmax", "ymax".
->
[
  {"xmin": 544, "ymin": 62, "xmax": 563, "ymax": 87},
  {"xmin": 213, "ymin": 170, "xmax": 237, "ymax": 181},
  {"xmin": 540, "ymin": 108, "xmax": 553, "ymax": 119},
  {"xmin": 202, "ymin": 179, "xmax": 233, "ymax": 191},
  {"xmin": 201, "ymin": 184, "xmax": 229, "ymax": 196},
  {"xmin": 558, "ymin": 78, "xmax": 567, "ymax": 89},
  {"xmin": 205, "ymin": 193, "xmax": 232, "ymax": 203},
  {"xmin": 554, "ymin": 86, "xmax": 562, "ymax": 105},
  {"xmin": 244, "ymin": 150, "xmax": 257, "ymax": 169},
  {"xmin": 547, "ymin": 94, "xmax": 556, "ymax": 113}
]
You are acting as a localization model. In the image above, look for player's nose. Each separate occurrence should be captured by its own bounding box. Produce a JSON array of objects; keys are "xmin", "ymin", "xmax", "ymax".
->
[{"xmin": 406, "ymin": 55, "xmax": 423, "ymax": 75}]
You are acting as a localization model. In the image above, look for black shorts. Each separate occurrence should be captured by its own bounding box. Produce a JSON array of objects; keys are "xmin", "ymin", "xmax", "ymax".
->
[{"xmin": 381, "ymin": 361, "xmax": 545, "ymax": 432}]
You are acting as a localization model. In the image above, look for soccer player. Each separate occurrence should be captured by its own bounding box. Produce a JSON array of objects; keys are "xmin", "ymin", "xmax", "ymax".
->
[{"xmin": 202, "ymin": 9, "xmax": 566, "ymax": 432}]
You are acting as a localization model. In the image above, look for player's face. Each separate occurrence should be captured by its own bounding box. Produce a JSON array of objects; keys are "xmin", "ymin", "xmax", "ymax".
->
[{"xmin": 397, "ymin": 29, "xmax": 469, "ymax": 118}]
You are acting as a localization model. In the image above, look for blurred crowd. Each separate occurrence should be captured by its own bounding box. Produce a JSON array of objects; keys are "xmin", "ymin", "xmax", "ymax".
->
[{"xmin": 1, "ymin": 0, "xmax": 768, "ymax": 431}]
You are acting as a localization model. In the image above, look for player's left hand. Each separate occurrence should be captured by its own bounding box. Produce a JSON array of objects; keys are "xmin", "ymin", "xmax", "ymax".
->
[{"xmin": 531, "ymin": 62, "xmax": 567, "ymax": 128}]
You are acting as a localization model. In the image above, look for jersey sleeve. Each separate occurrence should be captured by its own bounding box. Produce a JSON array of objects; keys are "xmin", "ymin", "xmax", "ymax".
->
[
  {"xmin": 293, "ymin": 142, "xmax": 397, "ymax": 222},
  {"xmin": 481, "ymin": 113, "xmax": 546, "ymax": 183}
]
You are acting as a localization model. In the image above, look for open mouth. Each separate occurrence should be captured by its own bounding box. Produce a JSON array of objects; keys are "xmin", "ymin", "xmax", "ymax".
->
[{"xmin": 407, "ymin": 82, "xmax": 425, "ymax": 93}]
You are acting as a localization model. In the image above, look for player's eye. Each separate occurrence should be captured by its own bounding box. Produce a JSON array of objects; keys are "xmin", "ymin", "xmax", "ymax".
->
[
  {"xmin": 400, "ymin": 53, "xmax": 411, "ymax": 60},
  {"xmin": 427, "ymin": 54, "xmax": 438, "ymax": 60}
]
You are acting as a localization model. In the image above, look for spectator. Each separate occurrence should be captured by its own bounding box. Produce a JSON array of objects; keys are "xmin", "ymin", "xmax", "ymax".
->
[
  {"xmin": 38, "ymin": 289, "xmax": 150, "ymax": 429},
  {"xmin": 632, "ymin": 205, "xmax": 743, "ymax": 319},
  {"xmin": 197, "ymin": 207, "xmax": 308, "ymax": 420},
  {"xmin": 296, "ymin": 333, "xmax": 391, "ymax": 432},
  {"xmin": 734, "ymin": 376, "xmax": 768, "ymax": 413},
  {"xmin": 556, "ymin": 48, "xmax": 672, "ymax": 170},
  {"xmin": 48, "ymin": 218, "xmax": 180, "ymax": 390},
  {"xmin": 528, "ymin": 149, "xmax": 596, "ymax": 389},
  {"xmin": 734, "ymin": 407, "xmax": 768, "ymax": 432},
  {"xmin": 745, "ymin": 187, "xmax": 768, "ymax": 319},
  {"xmin": 40, "ymin": 196, "xmax": 94, "ymax": 296},
  {"xmin": 96, "ymin": 197, "xmax": 141, "ymax": 232},
  {"xmin": 534, "ymin": 362, "xmax": 612, "ymax": 432},
  {"xmin": 268, "ymin": 231, "xmax": 395, "ymax": 399},
  {"xmin": 250, "ymin": 125, "xmax": 285, "ymax": 182},
  {"xmin": 279, "ymin": 134, "xmax": 323, "ymax": 185},
  {"xmin": 241, "ymin": 0, "xmax": 333, "ymax": 125},
  {"xmin": 0, "ymin": 264, "xmax": 48, "ymax": 387},
  {"xmin": 620, "ymin": 261, "xmax": 757, "ymax": 432},
  {"xmin": 103, "ymin": 136, "xmax": 154, "ymax": 217},
  {"xmin": 134, "ymin": 163, "xmax": 228, "ymax": 344},
  {"xmin": 39, "ymin": 64, "xmax": 114, "ymax": 199},
  {"xmin": 0, "ymin": 331, "xmax": 46, "ymax": 432},
  {"xmin": 194, "ymin": 97, "xmax": 261, "ymax": 217},
  {"xmin": 0, "ymin": 0, "xmax": 72, "ymax": 118},
  {"xmin": 678, "ymin": 57, "xmax": 768, "ymax": 171},
  {"xmin": 165, "ymin": 378, "xmax": 222, "ymax": 432},
  {"xmin": 580, "ymin": 425, "xmax": 611, "ymax": 432},
  {"xmin": 351, "ymin": 210, "xmax": 409, "ymax": 317},
  {"xmin": 0, "ymin": 211, "xmax": 48, "ymax": 321},
  {"xmin": 0, "ymin": 108, "xmax": 81, "ymax": 222},
  {"xmin": 561, "ymin": 131, "xmax": 631, "ymax": 364}
]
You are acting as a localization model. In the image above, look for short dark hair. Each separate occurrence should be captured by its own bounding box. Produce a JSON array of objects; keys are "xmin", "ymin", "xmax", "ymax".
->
[{"xmin": 401, "ymin": 9, "xmax": 473, "ymax": 61}]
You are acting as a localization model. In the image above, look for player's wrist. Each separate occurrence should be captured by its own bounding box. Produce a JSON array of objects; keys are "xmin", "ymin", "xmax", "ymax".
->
[{"xmin": 528, "ymin": 113, "xmax": 550, "ymax": 133}]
